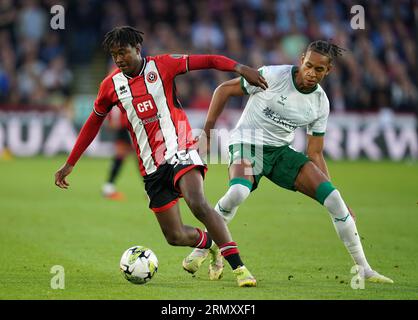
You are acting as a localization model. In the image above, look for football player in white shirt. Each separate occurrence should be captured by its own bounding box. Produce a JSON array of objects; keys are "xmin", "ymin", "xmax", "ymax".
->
[{"xmin": 183, "ymin": 40, "xmax": 393, "ymax": 285}]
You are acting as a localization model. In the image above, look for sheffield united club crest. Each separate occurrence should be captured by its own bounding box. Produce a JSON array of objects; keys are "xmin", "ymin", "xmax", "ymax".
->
[{"xmin": 146, "ymin": 71, "xmax": 158, "ymax": 83}]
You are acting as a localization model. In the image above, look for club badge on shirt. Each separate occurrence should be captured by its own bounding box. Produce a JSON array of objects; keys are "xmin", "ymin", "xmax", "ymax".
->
[{"xmin": 146, "ymin": 71, "xmax": 158, "ymax": 83}]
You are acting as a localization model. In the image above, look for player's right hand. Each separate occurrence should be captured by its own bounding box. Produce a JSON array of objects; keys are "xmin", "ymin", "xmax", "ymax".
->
[
  {"xmin": 235, "ymin": 64, "xmax": 268, "ymax": 90},
  {"xmin": 54, "ymin": 163, "xmax": 74, "ymax": 189}
]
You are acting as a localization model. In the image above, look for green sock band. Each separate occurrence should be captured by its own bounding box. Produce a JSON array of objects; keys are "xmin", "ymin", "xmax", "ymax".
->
[
  {"xmin": 315, "ymin": 181, "xmax": 336, "ymax": 205},
  {"xmin": 229, "ymin": 177, "xmax": 253, "ymax": 191}
]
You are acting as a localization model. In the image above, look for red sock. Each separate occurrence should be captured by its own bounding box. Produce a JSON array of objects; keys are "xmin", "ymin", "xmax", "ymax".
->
[
  {"xmin": 219, "ymin": 241, "xmax": 243, "ymax": 270},
  {"xmin": 193, "ymin": 228, "xmax": 213, "ymax": 249}
]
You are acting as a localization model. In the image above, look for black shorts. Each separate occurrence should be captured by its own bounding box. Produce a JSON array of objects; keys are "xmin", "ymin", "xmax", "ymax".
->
[
  {"xmin": 116, "ymin": 128, "xmax": 131, "ymax": 144},
  {"xmin": 143, "ymin": 149, "xmax": 207, "ymax": 213}
]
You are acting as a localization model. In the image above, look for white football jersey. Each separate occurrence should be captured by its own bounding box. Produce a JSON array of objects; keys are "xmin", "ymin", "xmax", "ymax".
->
[{"xmin": 229, "ymin": 65, "xmax": 330, "ymax": 147}]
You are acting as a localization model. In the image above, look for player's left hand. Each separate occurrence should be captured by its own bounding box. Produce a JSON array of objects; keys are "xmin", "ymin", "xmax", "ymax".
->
[
  {"xmin": 347, "ymin": 206, "xmax": 356, "ymax": 221},
  {"xmin": 235, "ymin": 64, "xmax": 268, "ymax": 90},
  {"xmin": 55, "ymin": 163, "xmax": 74, "ymax": 189}
]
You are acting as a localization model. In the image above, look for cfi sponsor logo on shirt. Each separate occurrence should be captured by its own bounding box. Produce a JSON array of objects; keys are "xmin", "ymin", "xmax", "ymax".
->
[
  {"xmin": 133, "ymin": 94, "xmax": 159, "ymax": 120},
  {"xmin": 137, "ymin": 99, "xmax": 154, "ymax": 113}
]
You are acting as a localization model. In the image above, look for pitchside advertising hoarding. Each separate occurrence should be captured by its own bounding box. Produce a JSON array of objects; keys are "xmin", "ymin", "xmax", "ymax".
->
[{"xmin": 0, "ymin": 110, "xmax": 417, "ymax": 161}]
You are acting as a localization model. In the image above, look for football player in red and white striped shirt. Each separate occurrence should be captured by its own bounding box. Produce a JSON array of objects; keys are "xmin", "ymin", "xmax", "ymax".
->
[{"xmin": 54, "ymin": 26, "xmax": 268, "ymax": 287}]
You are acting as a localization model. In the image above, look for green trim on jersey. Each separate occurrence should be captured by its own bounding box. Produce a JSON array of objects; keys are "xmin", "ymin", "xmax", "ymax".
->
[
  {"xmin": 240, "ymin": 77, "xmax": 249, "ymax": 95},
  {"xmin": 229, "ymin": 177, "xmax": 253, "ymax": 191},
  {"xmin": 312, "ymin": 132, "xmax": 325, "ymax": 136},
  {"xmin": 291, "ymin": 66, "xmax": 318, "ymax": 94}
]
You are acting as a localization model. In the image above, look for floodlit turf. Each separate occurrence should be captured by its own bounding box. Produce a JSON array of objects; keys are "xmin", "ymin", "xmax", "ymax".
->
[{"xmin": 0, "ymin": 156, "xmax": 417, "ymax": 300}]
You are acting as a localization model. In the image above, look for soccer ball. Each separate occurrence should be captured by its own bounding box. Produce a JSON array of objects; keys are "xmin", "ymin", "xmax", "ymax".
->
[{"xmin": 120, "ymin": 246, "xmax": 158, "ymax": 284}]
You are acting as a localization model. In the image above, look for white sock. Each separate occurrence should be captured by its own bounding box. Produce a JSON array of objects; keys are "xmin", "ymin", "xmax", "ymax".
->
[
  {"xmin": 214, "ymin": 184, "xmax": 251, "ymax": 224},
  {"xmin": 198, "ymin": 184, "xmax": 251, "ymax": 252},
  {"xmin": 324, "ymin": 190, "xmax": 373, "ymax": 275}
]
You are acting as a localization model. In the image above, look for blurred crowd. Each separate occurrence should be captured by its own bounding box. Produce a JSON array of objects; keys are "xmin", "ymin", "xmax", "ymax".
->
[{"xmin": 0, "ymin": 0, "xmax": 416, "ymax": 114}]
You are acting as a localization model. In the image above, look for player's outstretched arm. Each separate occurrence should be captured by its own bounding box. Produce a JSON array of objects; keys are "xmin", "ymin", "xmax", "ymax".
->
[
  {"xmin": 234, "ymin": 63, "xmax": 268, "ymax": 90},
  {"xmin": 54, "ymin": 111, "xmax": 106, "ymax": 189},
  {"xmin": 187, "ymin": 55, "xmax": 268, "ymax": 90}
]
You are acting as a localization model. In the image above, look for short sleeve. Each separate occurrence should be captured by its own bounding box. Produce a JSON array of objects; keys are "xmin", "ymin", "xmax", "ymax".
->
[
  {"xmin": 93, "ymin": 80, "xmax": 114, "ymax": 116},
  {"xmin": 240, "ymin": 66, "xmax": 267, "ymax": 95},
  {"xmin": 307, "ymin": 93, "xmax": 330, "ymax": 136},
  {"xmin": 157, "ymin": 54, "xmax": 189, "ymax": 78}
]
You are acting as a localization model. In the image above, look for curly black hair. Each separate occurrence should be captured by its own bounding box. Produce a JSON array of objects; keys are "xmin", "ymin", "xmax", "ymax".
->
[
  {"xmin": 102, "ymin": 26, "xmax": 144, "ymax": 52},
  {"xmin": 306, "ymin": 40, "xmax": 346, "ymax": 62}
]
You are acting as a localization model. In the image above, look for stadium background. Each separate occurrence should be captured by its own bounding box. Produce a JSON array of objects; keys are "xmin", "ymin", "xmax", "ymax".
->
[
  {"xmin": 0, "ymin": 0, "xmax": 417, "ymax": 160},
  {"xmin": 0, "ymin": 0, "xmax": 417, "ymax": 300}
]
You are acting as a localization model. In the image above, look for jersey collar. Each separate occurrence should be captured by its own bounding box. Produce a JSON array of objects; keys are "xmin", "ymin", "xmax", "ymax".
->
[{"xmin": 123, "ymin": 57, "xmax": 147, "ymax": 79}]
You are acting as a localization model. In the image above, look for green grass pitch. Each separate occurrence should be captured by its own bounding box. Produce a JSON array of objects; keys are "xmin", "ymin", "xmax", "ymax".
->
[{"xmin": 0, "ymin": 156, "xmax": 417, "ymax": 300}]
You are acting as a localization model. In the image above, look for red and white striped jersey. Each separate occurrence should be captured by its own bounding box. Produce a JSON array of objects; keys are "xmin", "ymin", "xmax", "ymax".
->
[
  {"xmin": 94, "ymin": 54, "xmax": 194, "ymax": 176},
  {"xmin": 107, "ymin": 106, "xmax": 130, "ymax": 129}
]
